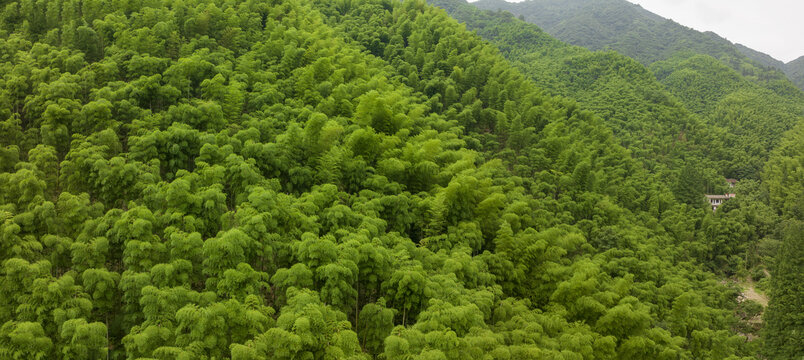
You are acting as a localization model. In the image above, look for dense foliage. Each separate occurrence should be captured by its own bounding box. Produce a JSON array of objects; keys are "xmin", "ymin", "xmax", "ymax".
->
[
  {"xmin": 440, "ymin": 0, "xmax": 804, "ymax": 181},
  {"xmin": 0, "ymin": 0, "xmax": 797, "ymax": 359},
  {"xmin": 430, "ymin": 0, "xmax": 802, "ymax": 278},
  {"xmin": 760, "ymin": 122, "xmax": 804, "ymax": 359},
  {"xmin": 649, "ymin": 54, "xmax": 803, "ymax": 178},
  {"xmin": 438, "ymin": 1, "xmax": 804, "ymax": 356},
  {"xmin": 431, "ymin": 0, "xmax": 714, "ymax": 181}
]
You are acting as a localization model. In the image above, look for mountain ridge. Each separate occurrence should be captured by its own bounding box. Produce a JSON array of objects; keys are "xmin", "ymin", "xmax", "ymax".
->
[{"xmin": 474, "ymin": 0, "xmax": 804, "ymax": 92}]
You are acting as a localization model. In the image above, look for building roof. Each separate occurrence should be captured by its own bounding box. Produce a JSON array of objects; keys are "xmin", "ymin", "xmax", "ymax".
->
[
  {"xmin": 705, "ymin": 194, "xmax": 735, "ymax": 199},
  {"xmin": 725, "ymin": 178, "xmax": 738, "ymax": 184}
]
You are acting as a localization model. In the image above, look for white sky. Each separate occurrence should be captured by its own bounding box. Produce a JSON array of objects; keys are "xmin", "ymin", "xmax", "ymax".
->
[{"xmin": 470, "ymin": 0, "xmax": 804, "ymax": 63}]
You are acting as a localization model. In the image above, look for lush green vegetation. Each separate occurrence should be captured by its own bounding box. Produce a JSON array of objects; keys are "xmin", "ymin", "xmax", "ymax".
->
[
  {"xmin": 0, "ymin": 0, "xmax": 799, "ymax": 359},
  {"xmin": 760, "ymin": 122, "xmax": 804, "ymax": 359},
  {"xmin": 434, "ymin": 0, "xmax": 804, "ymax": 185},
  {"xmin": 431, "ymin": 0, "xmax": 710, "ymax": 182},
  {"xmin": 436, "ymin": 1, "xmax": 804, "ymax": 356},
  {"xmin": 649, "ymin": 54, "xmax": 803, "ymax": 179}
]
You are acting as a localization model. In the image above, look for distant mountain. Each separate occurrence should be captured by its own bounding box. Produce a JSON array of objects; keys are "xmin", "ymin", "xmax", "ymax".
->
[
  {"xmin": 733, "ymin": 45, "xmax": 804, "ymax": 91},
  {"xmin": 474, "ymin": 0, "xmax": 804, "ymax": 92},
  {"xmin": 786, "ymin": 56, "xmax": 804, "ymax": 90},
  {"xmin": 734, "ymin": 43, "xmax": 786, "ymax": 70}
]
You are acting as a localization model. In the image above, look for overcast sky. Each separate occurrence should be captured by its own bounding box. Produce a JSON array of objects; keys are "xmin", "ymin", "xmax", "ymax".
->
[
  {"xmin": 626, "ymin": 0, "xmax": 803, "ymax": 63},
  {"xmin": 470, "ymin": 0, "xmax": 804, "ymax": 63}
]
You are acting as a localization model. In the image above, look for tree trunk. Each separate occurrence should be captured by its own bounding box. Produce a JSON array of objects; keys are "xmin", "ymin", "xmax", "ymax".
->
[
  {"xmin": 106, "ymin": 315, "xmax": 110, "ymax": 360},
  {"xmin": 354, "ymin": 279, "xmax": 360, "ymax": 331}
]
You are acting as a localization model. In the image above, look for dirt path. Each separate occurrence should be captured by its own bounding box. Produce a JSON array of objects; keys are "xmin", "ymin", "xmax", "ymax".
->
[
  {"xmin": 734, "ymin": 279, "xmax": 768, "ymax": 341},
  {"xmin": 719, "ymin": 278, "xmax": 769, "ymax": 306},
  {"xmin": 741, "ymin": 282, "xmax": 768, "ymax": 307}
]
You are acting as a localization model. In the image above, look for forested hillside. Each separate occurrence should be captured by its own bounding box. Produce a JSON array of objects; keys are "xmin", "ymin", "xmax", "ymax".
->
[
  {"xmin": 473, "ymin": 0, "xmax": 804, "ymax": 95},
  {"xmin": 786, "ymin": 56, "xmax": 804, "ymax": 91},
  {"xmin": 733, "ymin": 46, "xmax": 804, "ymax": 92},
  {"xmin": 0, "ymin": 0, "xmax": 796, "ymax": 359},
  {"xmin": 647, "ymin": 54, "xmax": 803, "ymax": 178},
  {"xmin": 433, "ymin": 0, "xmax": 803, "ymax": 184},
  {"xmin": 434, "ymin": 0, "xmax": 702, "ymax": 176},
  {"xmin": 760, "ymin": 122, "xmax": 804, "ymax": 359}
]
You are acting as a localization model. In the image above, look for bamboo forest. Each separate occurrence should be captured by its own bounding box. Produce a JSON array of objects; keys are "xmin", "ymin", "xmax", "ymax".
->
[{"xmin": 0, "ymin": 0, "xmax": 801, "ymax": 359}]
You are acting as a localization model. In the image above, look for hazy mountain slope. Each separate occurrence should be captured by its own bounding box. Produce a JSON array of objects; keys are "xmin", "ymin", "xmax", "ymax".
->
[
  {"xmin": 786, "ymin": 56, "xmax": 804, "ymax": 90},
  {"xmin": 474, "ymin": 0, "xmax": 804, "ymax": 94},
  {"xmin": 733, "ymin": 46, "xmax": 804, "ymax": 92},
  {"xmin": 734, "ymin": 43, "xmax": 786, "ymax": 70},
  {"xmin": 474, "ymin": 0, "xmax": 738, "ymax": 62}
]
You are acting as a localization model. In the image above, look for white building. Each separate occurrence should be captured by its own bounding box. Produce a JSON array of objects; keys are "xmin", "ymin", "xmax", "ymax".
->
[{"xmin": 705, "ymin": 194, "xmax": 735, "ymax": 212}]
